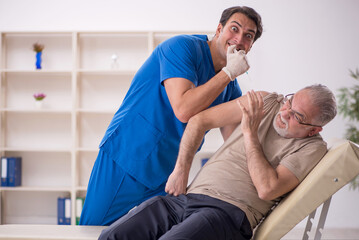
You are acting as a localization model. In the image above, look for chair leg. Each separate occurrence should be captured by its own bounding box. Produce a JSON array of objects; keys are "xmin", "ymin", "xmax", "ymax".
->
[
  {"xmin": 302, "ymin": 196, "xmax": 332, "ymax": 240},
  {"xmin": 314, "ymin": 196, "xmax": 332, "ymax": 240},
  {"xmin": 303, "ymin": 208, "xmax": 317, "ymax": 240}
]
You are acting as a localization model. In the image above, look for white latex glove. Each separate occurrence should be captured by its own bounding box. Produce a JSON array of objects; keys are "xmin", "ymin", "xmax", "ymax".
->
[{"xmin": 222, "ymin": 45, "xmax": 250, "ymax": 81}]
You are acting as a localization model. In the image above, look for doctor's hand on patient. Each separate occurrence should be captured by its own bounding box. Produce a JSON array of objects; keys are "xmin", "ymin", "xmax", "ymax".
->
[
  {"xmin": 165, "ymin": 167, "xmax": 189, "ymax": 196},
  {"xmin": 222, "ymin": 45, "xmax": 250, "ymax": 81}
]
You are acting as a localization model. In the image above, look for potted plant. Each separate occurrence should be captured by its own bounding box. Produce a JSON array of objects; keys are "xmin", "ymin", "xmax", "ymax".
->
[
  {"xmin": 337, "ymin": 68, "xmax": 359, "ymax": 190},
  {"xmin": 33, "ymin": 92, "xmax": 46, "ymax": 109}
]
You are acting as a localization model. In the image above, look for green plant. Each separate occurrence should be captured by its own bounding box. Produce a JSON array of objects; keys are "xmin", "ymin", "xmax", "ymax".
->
[{"xmin": 337, "ymin": 68, "xmax": 359, "ymax": 190}]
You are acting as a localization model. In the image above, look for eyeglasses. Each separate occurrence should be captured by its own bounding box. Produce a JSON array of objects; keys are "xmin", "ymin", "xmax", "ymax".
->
[{"xmin": 284, "ymin": 94, "xmax": 322, "ymax": 128}]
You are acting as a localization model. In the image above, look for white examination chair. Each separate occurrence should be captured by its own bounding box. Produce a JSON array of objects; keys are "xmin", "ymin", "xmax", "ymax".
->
[{"xmin": 252, "ymin": 140, "xmax": 359, "ymax": 240}]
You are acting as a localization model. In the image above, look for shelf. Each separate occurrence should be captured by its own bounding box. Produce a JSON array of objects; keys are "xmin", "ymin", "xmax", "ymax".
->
[
  {"xmin": 1, "ymin": 108, "xmax": 72, "ymax": 113},
  {"xmin": 2, "ymin": 33, "xmax": 73, "ymax": 70},
  {"xmin": 78, "ymin": 74, "xmax": 131, "ymax": 111},
  {"xmin": 77, "ymin": 109, "xmax": 115, "ymax": 114},
  {"xmin": 0, "ymin": 30, "xmax": 215, "ymax": 225},
  {"xmin": 2, "ymin": 32, "xmax": 72, "ymax": 37},
  {"xmin": 78, "ymin": 113, "xmax": 112, "ymax": 149},
  {"xmin": 78, "ymin": 33, "xmax": 148, "ymax": 70},
  {"xmin": 0, "ymin": 186, "xmax": 72, "ymax": 192},
  {"xmin": 1, "ymin": 191, "xmax": 70, "ymax": 225},
  {"xmin": 77, "ymin": 69, "xmax": 136, "ymax": 75},
  {"xmin": 3, "ymin": 72, "xmax": 72, "ymax": 110},
  {"xmin": 76, "ymin": 186, "xmax": 88, "ymax": 191},
  {"xmin": 76, "ymin": 151, "xmax": 96, "ymax": 189},
  {"xmin": 1, "ymin": 69, "xmax": 72, "ymax": 74},
  {"xmin": 1, "ymin": 147, "xmax": 71, "ymax": 152},
  {"xmin": 4, "ymin": 112, "xmax": 72, "ymax": 150},
  {"xmin": 76, "ymin": 148, "xmax": 99, "ymax": 153}
]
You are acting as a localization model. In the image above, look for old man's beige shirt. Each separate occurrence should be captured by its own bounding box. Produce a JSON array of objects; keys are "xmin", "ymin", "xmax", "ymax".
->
[{"xmin": 187, "ymin": 93, "xmax": 327, "ymax": 229}]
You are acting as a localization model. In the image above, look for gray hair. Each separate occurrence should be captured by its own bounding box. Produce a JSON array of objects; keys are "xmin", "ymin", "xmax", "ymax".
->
[{"xmin": 300, "ymin": 84, "xmax": 337, "ymax": 126}]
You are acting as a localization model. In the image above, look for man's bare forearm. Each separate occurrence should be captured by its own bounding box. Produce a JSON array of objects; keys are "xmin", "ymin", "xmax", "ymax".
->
[
  {"xmin": 243, "ymin": 132, "xmax": 279, "ymax": 200},
  {"xmin": 176, "ymin": 115, "xmax": 206, "ymax": 171},
  {"xmin": 165, "ymin": 115, "xmax": 207, "ymax": 195}
]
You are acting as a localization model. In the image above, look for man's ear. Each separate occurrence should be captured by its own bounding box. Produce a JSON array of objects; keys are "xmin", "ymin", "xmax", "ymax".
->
[
  {"xmin": 308, "ymin": 127, "xmax": 323, "ymax": 137},
  {"xmin": 216, "ymin": 23, "xmax": 223, "ymax": 36}
]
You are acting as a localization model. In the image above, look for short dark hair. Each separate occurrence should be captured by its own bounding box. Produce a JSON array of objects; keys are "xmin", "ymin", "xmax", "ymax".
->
[{"xmin": 219, "ymin": 6, "xmax": 263, "ymax": 42}]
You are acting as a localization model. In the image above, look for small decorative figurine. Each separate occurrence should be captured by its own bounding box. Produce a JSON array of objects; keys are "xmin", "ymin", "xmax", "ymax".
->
[{"xmin": 33, "ymin": 43, "xmax": 45, "ymax": 70}]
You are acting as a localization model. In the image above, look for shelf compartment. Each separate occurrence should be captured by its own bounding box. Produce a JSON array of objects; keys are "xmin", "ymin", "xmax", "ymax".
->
[
  {"xmin": 152, "ymin": 32, "xmax": 213, "ymax": 50},
  {"xmin": 78, "ymin": 73, "xmax": 131, "ymax": 111},
  {"xmin": 4, "ymin": 72, "xmax": 72, "ymax": 110},
  {"xmin": 1, "ymin": 191, "xmax": 70, "ymax": 224},
  {"xmin": 77, "ymin": 112, "xmax": 112, "ymax": 149},
  {"xmin": 76, "ymin": 151, "xmax": 97, "ymax": 188},
  {"xmin": 153, "ymin": 32, "xmax": 180, "ymax": 49},
  {"xmin": 5, "ymin": 112, "xmax": 72, "ymax": 149},
  {"xmin": 1, "ymin": 151, "xmax": 71, "ymax": 187},
  {"xmin": 78, "ymin": 33, "xmax": 148, "ymax": 71},
  {"xmin": 3, "ymin": 33, "xmax": 72, "ymax": 71}
]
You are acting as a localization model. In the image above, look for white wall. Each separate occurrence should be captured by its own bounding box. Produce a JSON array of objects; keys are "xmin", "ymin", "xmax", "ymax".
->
[{"xmin": 1, "ymin": 0, "xmax": 359, "ymax": 230}]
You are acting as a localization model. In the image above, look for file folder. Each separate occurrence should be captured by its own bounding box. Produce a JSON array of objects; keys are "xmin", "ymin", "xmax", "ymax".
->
[
  {"xmin": 1, "ymin": 157, "xmax": 8, "ymax": 187},
  {"xmin": 7, "ymin": 157, "xmax": 21, "ymax": 187},
  {"xmin": 58, "ymin": 197, "xmax": 71, "ymax": 225},
  {"xmin": 65, "ymin": 198, "xmax": 71, "ymax": 225},
  {"xmin": 76, "ymin": 197, "xmax": 85, "ymax": 225}
]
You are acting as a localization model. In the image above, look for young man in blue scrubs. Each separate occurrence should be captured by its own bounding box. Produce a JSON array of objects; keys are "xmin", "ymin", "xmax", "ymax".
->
[{"xmin": 80, "ymin": 6, "xmax": 263, "ymax": 226}]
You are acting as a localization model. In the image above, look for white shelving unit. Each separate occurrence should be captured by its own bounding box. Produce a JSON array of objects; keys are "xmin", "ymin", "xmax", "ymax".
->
[{"xmin": 0, "ymin": 31, "xmax": 220, "ymax": 225}]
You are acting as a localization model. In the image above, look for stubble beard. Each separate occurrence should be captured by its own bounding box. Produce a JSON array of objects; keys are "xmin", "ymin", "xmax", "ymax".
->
[{"xmin": 273, "ymin": 112, "xmax": 289, "ymax": 137}]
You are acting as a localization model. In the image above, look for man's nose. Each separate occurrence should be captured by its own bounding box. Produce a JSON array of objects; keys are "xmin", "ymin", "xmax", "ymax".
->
[
  {"xmin": 281, "ymin": 109, "xmax": 292, "ymax": 120},
  {"xmin": 234, "ymin": 37, "xmax": 246, "ymax": 51}
]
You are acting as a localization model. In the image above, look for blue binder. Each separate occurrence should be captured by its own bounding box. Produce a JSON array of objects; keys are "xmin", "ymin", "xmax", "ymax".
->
[
  {"xmin": 1, "ymin": 157, "xmax": 8, "ymax": 187},
  {"xmin": 58, "ymin": 197, "xmax": 71, "ymax": 225},
  {"xmin": 7, "ymin": 157, "xmax": 21, "ymax": 187}
]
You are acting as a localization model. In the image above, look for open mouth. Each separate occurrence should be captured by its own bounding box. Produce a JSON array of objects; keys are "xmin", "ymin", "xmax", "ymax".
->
[{"xmin": 227, "ymin": 42, "xmax": 241, "ymax": 51}]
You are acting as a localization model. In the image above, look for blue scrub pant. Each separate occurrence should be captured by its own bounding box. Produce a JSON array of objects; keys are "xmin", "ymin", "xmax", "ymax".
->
[
  {"xmin": 79, "ymin": 149, "xmax": 167, "ymax": 226},
  {"xmin": 98, "ymin": 194, "xmax": 252, "ymax": 240}
]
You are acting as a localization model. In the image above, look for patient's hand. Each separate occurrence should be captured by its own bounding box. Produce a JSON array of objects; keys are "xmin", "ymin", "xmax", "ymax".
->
[
  {"xmin": 165, "ymin": 167, "xmax": 189, "ymax": 196},
  {"xmin": 237, "ymin": 90, "xmax": 264, "ymax": 135}
]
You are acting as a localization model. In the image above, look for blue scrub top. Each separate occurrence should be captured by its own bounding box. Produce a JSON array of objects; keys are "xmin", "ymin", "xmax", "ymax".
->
[{"xmin": 100, "ymin": 35, "xmax": 242, "ymax": 189}]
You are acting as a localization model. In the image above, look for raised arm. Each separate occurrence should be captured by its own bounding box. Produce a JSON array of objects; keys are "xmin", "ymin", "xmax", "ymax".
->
[
  {"xmin": 163, "ymin": 72, "xmax": 231, "ymax": 123},
  {"xmin": 237, "ymin": 91, "xmax": 300, "ymax": 200},
  {"xmin": 165, "ymin": 91, "xmax": 267, "ymax": 196},
  {"xmin": 163, "ymin": 45, "xmax": 249, "ymax": 123}
]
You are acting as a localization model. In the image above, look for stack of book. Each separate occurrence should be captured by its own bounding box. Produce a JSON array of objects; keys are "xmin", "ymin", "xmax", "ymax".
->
[
  {"xmin": 57, "ymin": 197, "xmax": 85, "ymax": 225},
  {"xmin": 1, "ymin": 157, "xmax": 22, "ymax": 187}
]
